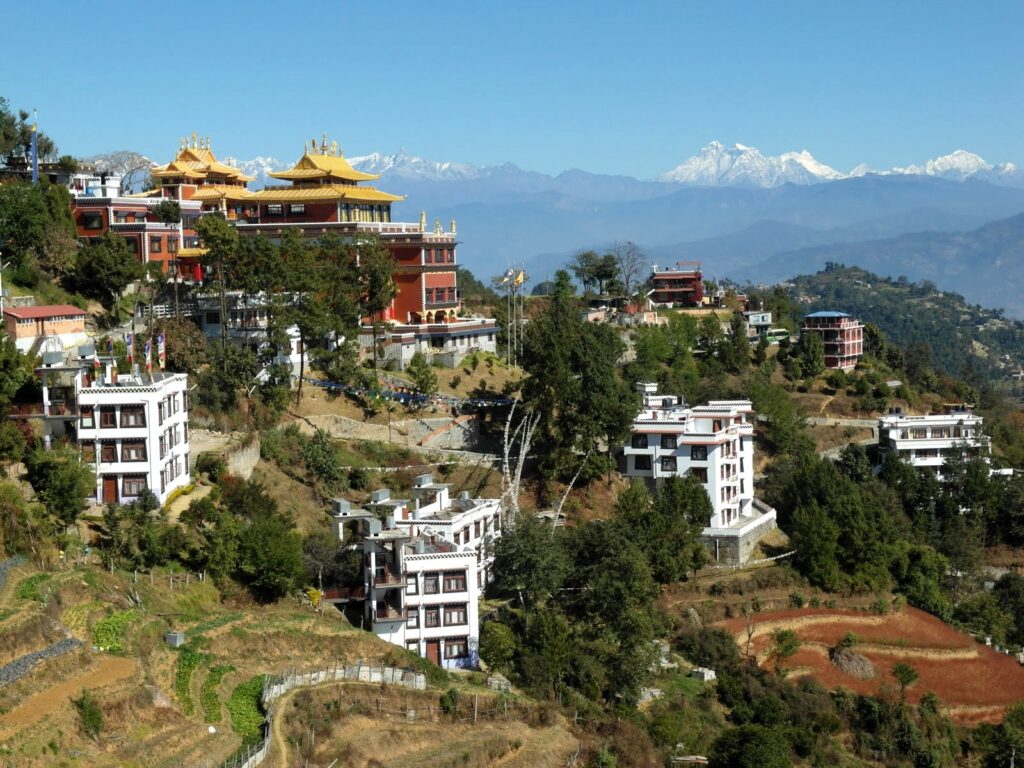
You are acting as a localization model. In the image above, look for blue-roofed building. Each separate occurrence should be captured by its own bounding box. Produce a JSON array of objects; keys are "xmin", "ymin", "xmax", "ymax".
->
[{"xmin": 801, "ymin": 311, "xmax": 864, "ymax": 370}]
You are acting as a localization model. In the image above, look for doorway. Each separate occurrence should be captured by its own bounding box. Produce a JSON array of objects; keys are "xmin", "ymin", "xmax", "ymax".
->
[
  {"xmin": 426, "ymin": 640, "xmax": 441, "ymax": 666},
  {"xmin": 102, "ymin": 476, "xmax": 117, "ymax": 504}
]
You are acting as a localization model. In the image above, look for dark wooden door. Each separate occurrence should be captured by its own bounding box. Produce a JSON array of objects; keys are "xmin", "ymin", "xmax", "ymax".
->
[
  {"xmin": 426, "ymin": 640, "xmax": 441, "ymax": 666},
  {"xmin": 102, "ymin": 476, "xmax": 117, "ymax": 504}
]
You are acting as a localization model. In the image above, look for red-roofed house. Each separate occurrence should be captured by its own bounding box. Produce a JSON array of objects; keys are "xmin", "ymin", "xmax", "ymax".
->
[{"xmin": 3, "ymin": 305, "xmax": 88, "ymax": 353}]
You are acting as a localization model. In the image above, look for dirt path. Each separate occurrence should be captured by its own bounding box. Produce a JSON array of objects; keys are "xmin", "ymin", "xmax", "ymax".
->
[{"xmin": 0, "ymin": 655, "xmax": 136, "ymax": 740}]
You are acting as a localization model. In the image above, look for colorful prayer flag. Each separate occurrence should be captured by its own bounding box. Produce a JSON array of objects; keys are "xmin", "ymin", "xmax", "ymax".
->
[
  {"xmin": 157, "ymin": 333, "xmax": 166, "ymax": 371},
  {"xmin": 125, "ymin": 333, "xmax": 134, "ymax": 363},
  {"xmin": 144, "ymin": 338, "xmax": 152, "ymax": 372}
]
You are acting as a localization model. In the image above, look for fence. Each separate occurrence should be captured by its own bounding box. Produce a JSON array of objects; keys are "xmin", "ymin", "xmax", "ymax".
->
[{"xmin": 216, "ymin": 662, "xmax": 427, "ymax": 768}]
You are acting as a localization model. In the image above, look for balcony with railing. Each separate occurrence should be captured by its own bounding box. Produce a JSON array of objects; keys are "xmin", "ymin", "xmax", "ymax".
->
[
  {"xmin": 373, "ymin": 605, "xmax": 405, "ymax": 623},
  {"xmin": 373, "ymin": 566, "xmax": 406, "ymax": 590}
]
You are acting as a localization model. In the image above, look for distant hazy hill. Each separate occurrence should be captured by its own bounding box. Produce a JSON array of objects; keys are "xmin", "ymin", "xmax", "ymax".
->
[
  {"xmin": 785, "ymin": 265, "xmax": 1024, "ymax": 378},
  {"xmin": 751, "ymin": 212, "xmax": 1024, "ymax": 319}
]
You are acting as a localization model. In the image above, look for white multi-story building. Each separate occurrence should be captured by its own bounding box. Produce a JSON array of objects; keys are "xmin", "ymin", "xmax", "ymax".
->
[
  {"xmin": 71, "ymin": 362, "xmax": 190, "ymax": 506},
  {"xmin": 326, "ymin": 475, "xmax": 502, "ymax": 669},
  {"xmin": 32, "ymin": 348, "xmax": 191, "ymax": 506},
  {"xmin": 622, "ymin": 383, "xmax": 776, "ymax": 564},
  {"xmin": 878, "ymin": 407, "xmax": 988, "ymax": 472}
]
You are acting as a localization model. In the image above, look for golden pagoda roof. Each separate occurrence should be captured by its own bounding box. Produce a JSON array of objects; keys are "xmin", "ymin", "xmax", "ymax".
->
[
  {"xmin": 190, "ymin": 185, "xmax": 257, "ymax": 202},
  {"xmin": 269, "ymin": 136, "xmax": 379, "ymax": 183},
  {"xmin": 252, "ymin": 185, "xmax": 403, "ymax": 203},
  {"xmin": 125, "ymin": 188, "xmax": 163, "ymax": 198},
  {"xmin": 150, "ymin": 135, "xmax": 254, "ymax": 183}
]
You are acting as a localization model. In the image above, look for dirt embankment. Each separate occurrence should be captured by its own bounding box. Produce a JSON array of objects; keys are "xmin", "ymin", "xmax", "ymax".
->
[{"xmin": 717, "ymin": 606, "xmax": 1024, "ymax": 724}]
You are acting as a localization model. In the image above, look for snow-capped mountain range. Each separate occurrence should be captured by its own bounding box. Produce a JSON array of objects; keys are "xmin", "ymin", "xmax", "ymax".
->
[
  {"xmin": 216, "ymin": 142, "xmax": 1021, "ymax": 190},
  {"xmin": 656, "ymin": 142, "xmax": 1020, "ymax": 187}
]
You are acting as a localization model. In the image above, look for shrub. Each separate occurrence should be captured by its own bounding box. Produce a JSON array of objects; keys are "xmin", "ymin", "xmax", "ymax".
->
[
  {"xmin": 440, "ymin": 686, "xmax": 460, "ymax": 717},
  {"xmin": 73, "ymin": 689, "xmax": 104, "ymax": 740},
  {"xmin": 195, "ymin": 452, "xmax": 227, "ymax": 482},
  {"xmin": 788, "ymin": 592, "xmax": 806, "ymax": 608}
]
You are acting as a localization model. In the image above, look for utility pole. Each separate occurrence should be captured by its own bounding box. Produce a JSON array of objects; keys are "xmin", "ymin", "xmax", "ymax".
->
[{"xmin": 0, "ymin": 254, "xmax": 9, "ymax": 317}]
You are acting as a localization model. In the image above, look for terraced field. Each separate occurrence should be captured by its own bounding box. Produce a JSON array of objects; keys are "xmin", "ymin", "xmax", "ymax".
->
[{"xmin": 718, "ymin": 606, "xmax": 1024, "ymax": 724}]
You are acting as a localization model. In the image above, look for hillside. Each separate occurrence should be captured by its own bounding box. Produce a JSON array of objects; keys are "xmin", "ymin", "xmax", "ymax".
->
[
  {"xmin": 756, "ymin": 212, "xmax": 1024, "ymax": 319},
  {"xmin": 782, "ymin": 265, "xmax": 1024, "ymax": 379}
]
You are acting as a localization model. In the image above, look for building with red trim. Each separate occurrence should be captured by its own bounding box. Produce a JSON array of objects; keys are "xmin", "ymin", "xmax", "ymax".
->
[
  {"xmin": 800, "ymin": 311, "xmax": 864, "ymax": 371},
  {"xmin": 70, "ymin": 134, "xmax": 495, "ymax": 367},
  {"xmin": 649, "ymin": 261, "xmax": 703, "ymax": 308},
  {"xmin": 2, "ymin": 304, "xmax": 88, "ymax": 353}
]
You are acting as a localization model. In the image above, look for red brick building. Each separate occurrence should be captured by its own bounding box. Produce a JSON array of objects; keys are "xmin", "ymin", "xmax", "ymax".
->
[
  {"xmin": 650, "ymin": 261, "xmax": 704, "ymax": 307},
  {"xmin": 801, "ymin": 311, "xmax": 864, "ymax": 371}
]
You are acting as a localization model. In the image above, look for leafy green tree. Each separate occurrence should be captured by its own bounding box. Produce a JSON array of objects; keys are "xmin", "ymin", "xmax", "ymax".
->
[
  {"xmin": 721, "ymin": 311, "xmax": 751, "ymax": 374},
  {"xmin": 708, "ymin": 724, "xmax": 792, "ymax": 768},
  {"xmin": 72, "ymin": 689, "xmax": 104, "ymax": 741},
  {"xmin": 490, "ymin": 515, "xmax": 567, "ymax": 610},
  {"xmin": 39, "ymin": 223, "xmax": 78, "ymax": 281},
  {"xmin": 614, "ymin": 477, "xmax": 708, "ymax": 582},
  {"xmin": 236, "ymin": 509, "xmax": 304, "ymax": 602},
  {"xmin": 789, "ymin": 500, "xmax": 842, "ymax": 591},
  {"xmin": 72, "ymin": 232, "xmax": 143, "ymax": 310},
  {"xmin": 0, "ymin": 420, "xmax": 26, "ymax": 471},
  {"xmin": 835, "ymin": 443, "xmax": 872, "ymax": 483},
  {"xmin": 23, "ymin": 449, "xmax": 94, "ymax": 528},
  {"xmin": 749, "ymin": 363, "xmax": 813, "ymax": 456},
  {"xmin": 753, "ymin": 333, "xmax": 769, "ymax": 364},
  {"xmin": 196, "ymin": 214, "xmax": 239, "ymax": 362},
  {"xmin": 302, "ymin": 429, "xmax": 343, "ymax": 491},
  {"xmin": 797, "ymin": 330, "xmax": 825, "ymax": 377},
  {"xmin": 0, "ymin": 331, "xmax": 32, "ymax": 408},
  {"xmin": 569, "ymin": 250, "xmax": 600, "ymax": 294},
  {"xmin": 153, "ymin": 317, "xmax": 208, "ymax": 374},
  {"xmin": 479, "ymin": 620, "xmax": 517, "ymax": 674},
  {"xmin": 0, "ymin": 181, "xmax": 49, "ymax": 268},
  {"xmin": 521, "ymin": 271, "xmax": 639, "ymax": 479},
  {"xmin": 519, "ymin": 608, "xmax": 571, "ymax": 699},
  {"xmin": 767, "ymin": 628, "xmax": 800, "ymax": 677},
  {"xmin": 407, "ymin": 351, "xmax": 437, "ymax": 399},
  {"xmin": 358, "ymin": 236, "xmax": 396, "ymax": 379},
  {"xmin": 891, "ymin": 662, "xmax": 918, "ymax": 701}
]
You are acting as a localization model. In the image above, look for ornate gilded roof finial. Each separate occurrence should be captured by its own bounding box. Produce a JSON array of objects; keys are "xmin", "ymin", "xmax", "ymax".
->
[
  {"xmin": 434, "ymin": 218, "xmax": 443, "ymax": 235},
  {"xmin": 450, "ymin": 218, "xmax": 457, "ymax": 235},
  {"xmin": 321, "ymin": 133, "xmax": 329, "ymax": 154},
  {"xmin": 311, "ymin": 137, "xmax": 318, "ymax": 154},
  {"xmin": 179, "ymin": 137, "xmax": 186, "ymax": 151},
  {"xmin": 191, "ymin": 131, "xmax": 198, "ymax": 148},
  {"xmin": 205, "ymin": 136, "xmax": 211, "ymax": 151},
  {"xmin": 330, "ymin": 140, "xmax": 339, "ymax": 157},
  {"xmin": 419, "ymin": 210, "xmax": 427, "ymax": 231}
]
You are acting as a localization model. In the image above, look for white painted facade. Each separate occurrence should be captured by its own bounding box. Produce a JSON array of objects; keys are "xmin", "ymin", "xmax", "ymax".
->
[
  {"xmin": 75, "ymin": 366, "xmax": 191, "ymax": 506},
  {"xmin": 622, "ymin": 383, "xmax": 776, "ymax": 560},
  {"xmin": 878, "ymin": 408, "xmax": 988, "ymax": 471},
  {"xmin": 327, "ymin": 476, "xmax": 502, "ymax": 669}
]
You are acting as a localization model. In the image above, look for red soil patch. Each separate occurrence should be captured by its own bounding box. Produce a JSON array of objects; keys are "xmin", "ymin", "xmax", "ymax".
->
[{"xmin": 716, "ymin": 607, "xmax": 1024, "ymax": 724}]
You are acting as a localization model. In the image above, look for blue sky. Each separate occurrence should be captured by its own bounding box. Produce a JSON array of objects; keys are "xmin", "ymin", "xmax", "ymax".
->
[{"xmin": 3, "ymin": 0, "xmax": 1022, "ymax": 177}]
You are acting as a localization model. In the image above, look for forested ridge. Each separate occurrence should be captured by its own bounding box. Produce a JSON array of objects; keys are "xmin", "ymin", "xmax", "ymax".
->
[{"xmin": 785, "ymin": 264, "xmax": 1024, "ymax": 380}]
